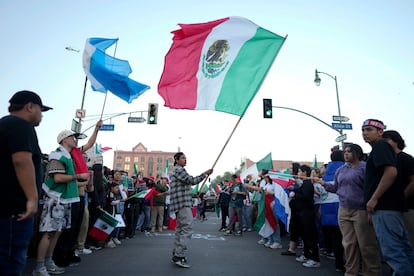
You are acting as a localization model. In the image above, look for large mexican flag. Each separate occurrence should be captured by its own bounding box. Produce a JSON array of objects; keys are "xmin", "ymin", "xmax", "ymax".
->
[{"xmin": 158, "ymin": 16, "xmax": 286, "ymax": 117}]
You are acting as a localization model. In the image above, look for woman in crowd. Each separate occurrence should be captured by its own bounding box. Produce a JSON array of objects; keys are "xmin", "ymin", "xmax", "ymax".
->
[{"xmin": 321, "ymin": 143, "xmax": 381, "ymax": 275}]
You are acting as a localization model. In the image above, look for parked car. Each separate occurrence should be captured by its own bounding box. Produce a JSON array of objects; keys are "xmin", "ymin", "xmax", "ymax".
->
[{"xmin": 204, "ymin": 192, "xmax": 216, "ymax": 211}]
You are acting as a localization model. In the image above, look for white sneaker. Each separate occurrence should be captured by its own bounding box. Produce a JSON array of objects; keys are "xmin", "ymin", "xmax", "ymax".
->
[
  {"xmin": 32, "ymin": 267, "xmax": 50, "ymax": 276},
  {"xmin": 76, "ymin": 248, "xmax": 92, "ymax": 255},
  {"xmin": 295, "ymin": 255, "xmax": 308, "ymax": 262},
  {"xmin": 264, "ymin": 241, "xmax": 272, "ymax": 248},
  {"xmin": 269, "ymin": 242, "xmax": 283, "ymax": 249},
  {"xmin": 257, "ymin": 239, "xmax": 266, "ymax": 245},
  {"xmin": 112, "ymin": 238, "xmax": 122, "ymax": 245},
  {"xmin": 46, "ymin": 261, "xmax": 65, "ymax": 275},
  {"xmin": 105, "ymin": 240, "xmax": 116, "ymax": 248},
  {"xmin": 302, "ymin": 260, "xmax": 320, "ymax": 268}
]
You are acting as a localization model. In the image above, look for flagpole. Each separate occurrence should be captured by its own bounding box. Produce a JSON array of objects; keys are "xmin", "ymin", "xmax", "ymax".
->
[
  {"xmin": 100, "ymin": 39, "xmax": 119, "ymax": 119},
  {"xmin": 198, "ymin": 116, "xmax": 243, "ymax": 194}
]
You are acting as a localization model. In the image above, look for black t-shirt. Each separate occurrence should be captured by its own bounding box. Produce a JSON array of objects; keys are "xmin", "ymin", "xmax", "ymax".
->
[
  {"xmin": 364, "ymin": 139, "xmax": 405, "ymax": 211},
  {"xmin": 0, "ymin": 115, "xmax": 42, "ymax": 217},
  {"xmin": 295, "ymin": 179, "xmax": 315, "ymax": 211},
  {"xmin": 396, "ymin": 151, "xmax": 414, "ymax": 210}
]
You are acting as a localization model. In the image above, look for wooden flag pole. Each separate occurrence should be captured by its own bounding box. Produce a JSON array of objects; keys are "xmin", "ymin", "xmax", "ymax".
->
[{"xmin": 197, "ymin": 116, "xmax": 243, "ymax": 195}]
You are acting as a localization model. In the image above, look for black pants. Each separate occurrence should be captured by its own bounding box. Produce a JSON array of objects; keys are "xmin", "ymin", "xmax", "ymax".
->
[
  {"xmin": 124, "ymin": 202, "xmax": 139, "ymax": 238},
  {"xmin": 220, "ymin": 206, "xmax": 229, "ymax": 229},
  {"xmin": 299, "ymin": 210, "xmax": 320, "ymax": 262},
  {"xmin": 54, "ymin": 200, "xmax": 83, "ymax": 266}
]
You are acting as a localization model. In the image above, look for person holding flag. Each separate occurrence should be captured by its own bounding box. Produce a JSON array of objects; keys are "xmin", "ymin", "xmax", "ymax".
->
[{"xmin": 170, "ymin": 152, "xmax": 212, "ymax": 268}]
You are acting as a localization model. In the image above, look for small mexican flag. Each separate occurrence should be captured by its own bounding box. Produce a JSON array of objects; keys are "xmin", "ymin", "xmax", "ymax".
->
[
  {"xmin": 89, "ymin": 211, "xmax": 119, "ymax": 241},
  {"xmin": 130, "ymin": 188, "xmax": 155, "ymax": 200}
]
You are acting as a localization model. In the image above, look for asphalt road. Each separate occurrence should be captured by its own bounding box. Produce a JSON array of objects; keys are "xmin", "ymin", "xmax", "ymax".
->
[{"xmin": 24, "ymin": 211, "xmax": 342, "ymax": 276}]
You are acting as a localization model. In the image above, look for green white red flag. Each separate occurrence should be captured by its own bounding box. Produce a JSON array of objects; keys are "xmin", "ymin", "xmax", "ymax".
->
[
  {"xmin": 158, "ymin": 16, "xmax": 286, "ymax": 117},
  {"xmin": 88, "ymin": 210, "xmax": 119, "ymax": 241}
]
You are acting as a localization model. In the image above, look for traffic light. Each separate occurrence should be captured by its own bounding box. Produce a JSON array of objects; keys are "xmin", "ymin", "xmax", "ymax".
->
[
  {"xmin": 263, "ymin": 98, "xmax": 273, "ymax": 118},
  {"xmin": 147, "ymin": 103, "xmax": 158, "ymax": 124}
]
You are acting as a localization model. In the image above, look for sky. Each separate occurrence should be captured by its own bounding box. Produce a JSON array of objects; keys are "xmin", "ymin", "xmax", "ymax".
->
[{"xmin": 1, "ymin": 0, "xmax": 413, "ymax": 178}]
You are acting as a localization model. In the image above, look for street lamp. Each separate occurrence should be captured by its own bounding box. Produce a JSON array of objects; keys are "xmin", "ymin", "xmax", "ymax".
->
[{"xmin": 314, "ymin": 69, "xmax": 344, "ymax": 149}]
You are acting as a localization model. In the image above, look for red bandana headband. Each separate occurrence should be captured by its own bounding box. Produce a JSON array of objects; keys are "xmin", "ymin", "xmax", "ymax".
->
[{"xmin": 362, "ymin": 119, "xmax": 385, "ymax": 130}]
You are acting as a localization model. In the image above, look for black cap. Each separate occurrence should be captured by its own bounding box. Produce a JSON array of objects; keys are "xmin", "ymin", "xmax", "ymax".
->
[{"xmin": 9, "ymin": 90, "xmax": 53, "ymax": 112}]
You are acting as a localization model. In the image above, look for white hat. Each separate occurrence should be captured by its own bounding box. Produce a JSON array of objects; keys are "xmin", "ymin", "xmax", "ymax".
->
[{"xmin": 57, "ymin": 130, "xmax": 76, "ymax": 144}]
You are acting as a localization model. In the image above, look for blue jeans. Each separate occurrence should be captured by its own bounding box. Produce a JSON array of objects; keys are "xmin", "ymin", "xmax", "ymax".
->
[
  {"xmin": 0, "ymin": 216, "xmax": 34, "ymax": 275},
  {"xmin": 141, "ymin": 205, "xmax": 151, "ymax": 230},
  {"xmin": 242, "ymin": 205, "xmax": 252, "ymax": 229},
  {"xmin": 372, "ymin": 210, "xmax": 414, "ymax": 276}
]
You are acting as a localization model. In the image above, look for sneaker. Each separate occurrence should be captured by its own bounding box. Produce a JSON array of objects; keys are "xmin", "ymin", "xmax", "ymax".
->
[
  {"xmin": 234, "ymin": 230, "xmax": 242, "ymax": 236},
  {"xmin": 269, "ymin": 242, "xmax": 283, "ymax": 249},
  {"xmin": 224, "ymin": 230, "xmax": 232, "ymax": 236},
  {"xmin": 247, "ymin": 228, "xmax": 252, "ymax": 232},
  {"xmin": 281, "ymin": 249, "xmax": 296, "ymax": 256},
  {"xmin": 302, "ymin": 260, "xmax": 320, "ymax": 268},
  {"xmin": 112, "ymin": 238, "xmax": 122, "ymax": 245},
  {"xmin": 46, "ymin": 261, "xmax": 65, "ymax": 275},
  {"xmin": 105, "ymin": 240, "xmax": 116, "ymax": 248},
  {"xmin": 242, "ymin": 228, "xmax": 247, "ymax": 232},
  {"xmin": 89, "ymin": 245, "xmax": 102, "ymax": 250},
  {"xmin": 295, "ymin": 255, "xmax": 308, "ymax": 262},
  {"xmin": 257, "ymin": 239, "xmax": 266, "ymax": 245},
  {"xmin": 172, "ymin": 255, "xmax": 190, "ymax": 268},
  {"xmin": 162, "ymin": 226, "xmax": 168, "ymax": 230},
  {"xmin": 76, "ymin": 248, "xmax": 92, "ymax": 255},
  {"xmin": 264, "ymin": 241, "xmax": 272, "ymax": 248},
  {"xmin": 325, "ymin": 252, "xmax": 335, "ymax": 260},
  {"xmin": 32, "ymin": 267, "xmax": 50, "ymax": 276},
  {"xmin": 220, "ymin": 228, "xmax": 227, "ymax": 232}
]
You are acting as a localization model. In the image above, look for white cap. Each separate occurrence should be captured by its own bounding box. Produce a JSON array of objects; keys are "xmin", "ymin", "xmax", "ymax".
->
[{"xmin": 57, "ymin": 130, "xmax": 76, "ymax": 144}]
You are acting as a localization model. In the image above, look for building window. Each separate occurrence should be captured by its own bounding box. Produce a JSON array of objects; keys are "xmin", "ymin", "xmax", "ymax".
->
[
  {"xmin": 115, "ymin": 163, "xmax": 122, "ymax": 170},
  {"xmin": 125, "ymin": 156, "xmax": 130, "ymax": 162},
  {"xmin": 140, "ymin": 164, "xmax": 145, "ymax": 171},
  {"xmin": 157, "ymin": 157, "xmax": 163, "ymax": 163},
  {"xmin": 116, "ymin": 156, "xmax": 122, "ymax": 160},
  {"xmin": 141, "ymin": 156, "xmax": 145, "ymax": 162},
  {"xmin": 124, "ymin": 164, "xmax": 130, "ymax": 171},
  {"xmin": 134, "ymin": 157, "xmax": 139, "ymax": 163}
]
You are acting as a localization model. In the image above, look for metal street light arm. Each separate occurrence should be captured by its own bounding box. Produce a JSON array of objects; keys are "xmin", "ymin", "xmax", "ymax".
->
[{"xmin": 273, "ymin": 105, "xmax": 341, "ymax": 134}]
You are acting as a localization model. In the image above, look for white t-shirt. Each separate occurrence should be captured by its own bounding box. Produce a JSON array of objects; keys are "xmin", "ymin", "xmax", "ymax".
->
[{"xmin": 264, "ymin": 182, "xmax": 277, "ymax": 195}]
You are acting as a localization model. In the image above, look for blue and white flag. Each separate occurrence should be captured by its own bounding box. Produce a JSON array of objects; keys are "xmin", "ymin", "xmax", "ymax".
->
[
  {"xmin": 272, "ymin": 183, "xmax": 291, "ymax": 232},
  {"xmin": 83, "ymin": 37, "xmax": 150, "ymax": 103}
]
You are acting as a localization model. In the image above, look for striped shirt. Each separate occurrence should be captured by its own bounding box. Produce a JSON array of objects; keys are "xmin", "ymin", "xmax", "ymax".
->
[{"xmin": 170, "ymin": 165, "xmax": 206, "ymax": 212}]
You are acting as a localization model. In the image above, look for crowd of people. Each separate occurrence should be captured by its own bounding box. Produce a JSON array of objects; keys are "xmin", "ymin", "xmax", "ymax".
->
[{"xmin": 1, "ymin": 90, "xmax": 414, "ymax": 276}]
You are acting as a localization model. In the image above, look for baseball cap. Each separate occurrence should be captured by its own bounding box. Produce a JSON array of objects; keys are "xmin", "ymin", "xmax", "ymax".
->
[
  {"xmin": 9, "ymin": 90, "xmax": 53, "ymax": 112},
  {"xmin": 57, "ymin": 130, "xmax": 79, "ymax": 144}
]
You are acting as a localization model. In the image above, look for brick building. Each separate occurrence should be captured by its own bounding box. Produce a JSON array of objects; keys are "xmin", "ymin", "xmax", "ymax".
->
[{"xmin": 112, "ymin": 143, "xmax": 175, "ymax": 177}]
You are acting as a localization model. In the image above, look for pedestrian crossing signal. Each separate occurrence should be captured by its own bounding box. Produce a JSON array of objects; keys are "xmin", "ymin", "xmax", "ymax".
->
[
  {"xmin": 263, "ymin": 99, "xmax": 272, "ymax": 118},
  {"xmin": 147, "ymin": 103, "xmax": 158, "ymax": 124}
]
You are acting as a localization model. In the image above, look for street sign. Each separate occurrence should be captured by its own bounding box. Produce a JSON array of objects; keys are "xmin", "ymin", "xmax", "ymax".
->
[
  {"xmin": 100, "ymin": 124, "xmax": 115, "ymax": 131},
  {"xmin": 332, "ymin": 115, "xmax": 349, "ymax": 122},
  {"xmin": 128, "ymin": 117, "xmax": 145, "ymax": 123},
  {"xmin": 335, "ymin": 133, "xmax": 347, "ymax": 142},
  {"xmin": 332, "ymin": 123, "xmax": 353, "ymax": 130},
  {"xmin": 71, "ymin": 119, "xmax": 81, "ymax": 133}
]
